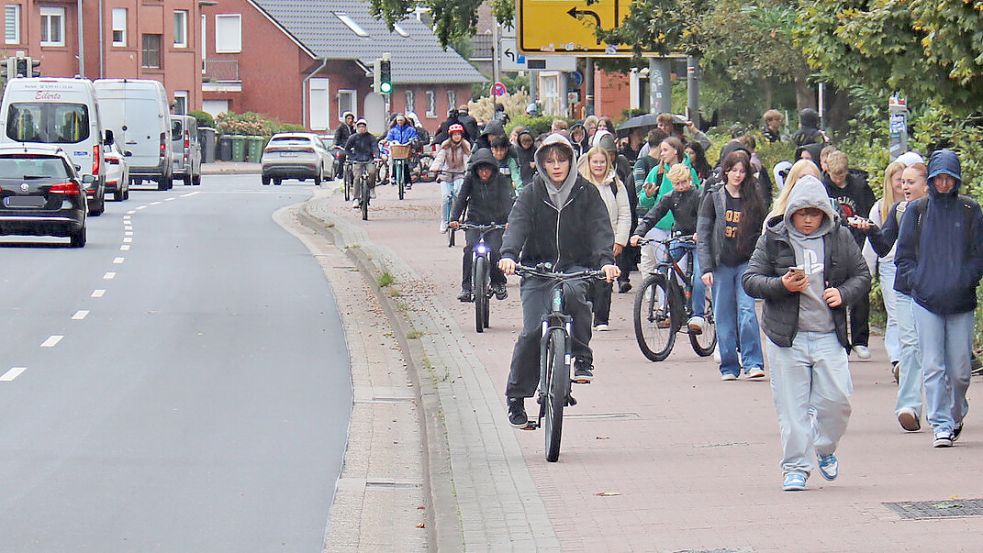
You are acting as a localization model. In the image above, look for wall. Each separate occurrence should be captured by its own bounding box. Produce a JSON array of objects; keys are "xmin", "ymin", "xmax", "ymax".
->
[
  {"xmin": 391, "ymin": 83, "xmax": 472, "ymax": 134},
  {"xmin": 594, "ymin": 69, "xmax": 631, "ymax": 120}
]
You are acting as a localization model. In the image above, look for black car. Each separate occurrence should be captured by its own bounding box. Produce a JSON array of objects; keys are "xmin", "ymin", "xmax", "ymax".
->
[{"xmin": 0, "ymin": 144, "xmax": 88, "ymax": 247}]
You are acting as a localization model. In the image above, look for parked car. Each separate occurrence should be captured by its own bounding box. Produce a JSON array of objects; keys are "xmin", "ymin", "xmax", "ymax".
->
[
  {"xmin": 93, "ymin": 79, "xmax": 173, "ymax": 191},
  {"xmin": 170, "ymin": 115, "xmax": 202, "ymax": 186},
  {"xmin": 104, "ymin": 141, "xmax": 130, "ymax": 201},
  {"xmin": 0, "ymin": 144, "xmax": 88, "ymax": 247},
  {"xmin": 260, "ymin": 133, "xmax": 331, "ymax": 186},
  {"xmin": 0, "ymin": 77, "xmax": 112, "ymax": 216}
]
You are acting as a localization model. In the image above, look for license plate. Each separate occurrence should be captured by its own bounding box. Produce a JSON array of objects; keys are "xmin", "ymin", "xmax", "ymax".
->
[
  {"xmin": 280, "ymin": 152, "xmax": 298, "ymax": 158},
  {"xmin": 4, "ymin": 196, "xmax": 46, "ymax": 208}
]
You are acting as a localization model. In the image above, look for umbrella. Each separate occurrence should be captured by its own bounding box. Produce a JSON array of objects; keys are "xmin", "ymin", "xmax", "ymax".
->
[{"xmin": 616, "ymin": 113, "xmax": 661, "ymax": 135}]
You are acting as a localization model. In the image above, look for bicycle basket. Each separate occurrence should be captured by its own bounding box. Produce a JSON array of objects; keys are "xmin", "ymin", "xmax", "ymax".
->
[{"xmin": 390, "ymin": 143, "xmax": 411, "ymax": 159}]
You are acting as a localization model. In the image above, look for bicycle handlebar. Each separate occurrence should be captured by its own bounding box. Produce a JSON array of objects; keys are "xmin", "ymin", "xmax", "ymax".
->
[
  {"xmin": 514, "ymin": 265, "xmax": 606, "ymax": 281},
  {"xmin": 636, "ymin": 233, "xmax": 696, "ymax": 247},
  {"xmin": 458, "ymin": 223, "xmax": 506, "ymax": 232}
]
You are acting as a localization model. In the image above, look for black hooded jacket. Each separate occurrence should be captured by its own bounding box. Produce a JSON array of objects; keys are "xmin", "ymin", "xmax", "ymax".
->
[
  {"xmin": 451, "ymin": 149, "xmax": 515, "ymax": 225},
  {"xmin": 791, "ymin": 108, "xmax": 826, "ymax": 147},
  {"xmin": 515, "ymin": 130, "xmax": 537, "ymax": 186}
]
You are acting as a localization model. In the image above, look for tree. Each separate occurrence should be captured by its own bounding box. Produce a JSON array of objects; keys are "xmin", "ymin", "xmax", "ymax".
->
[
  {"xmin": 794, "ymin": 0, "xmax": 983, "ymax": 115},
  {"xmin": 367, "ymin": 0, "xmax": 515, "ymax": 48}
]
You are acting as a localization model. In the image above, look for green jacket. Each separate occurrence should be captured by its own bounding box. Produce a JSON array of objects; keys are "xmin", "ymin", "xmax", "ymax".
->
[{"xmin": 638, "ymin": 155, "xmax": 701, "ymax": 231}]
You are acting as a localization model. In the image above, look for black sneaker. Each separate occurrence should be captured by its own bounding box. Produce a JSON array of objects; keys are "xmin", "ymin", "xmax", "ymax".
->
[
  {"xmin": 953, "ymin": 422, "xmax": 964, "ymax": 442},
  {"xmin": 573, "ymin": 361, "xmax": 593, "ymax": 384},
  {"xmin": 457, "ymin": 288, "xmax": 473, "ymax": 302},
  {"xmin": 618, "ymin": 281, "xmax": 632, "ymax": 294},
  {"xmin": 507, "ymin": 397, "xmax": 528, "ymax": 428},
  {"xmin": 492, "ymin": 282, "xmax": 508, "ymax": 300}
]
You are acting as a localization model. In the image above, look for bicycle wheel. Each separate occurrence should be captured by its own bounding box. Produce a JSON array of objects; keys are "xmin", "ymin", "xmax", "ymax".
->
[
  {"xmin": 633, "ymin": 274, "xmax": 676, "ymax": 362},
  {"xmin": 360, "ymin": 176, "xmax": 369, "ymax": 221},
  {"xmin": 544, "ymin": 327, "xmax": 568, "ymax": 463},
  {"xmin": 689, "ymin": 292, "xmax": 718, "ymax": 357},
  {"xmin": 448, "ymin": 227, "xmax": 456, "ymax": 247},
  {"xmin": 474, "ymin": 256, "xmax": 487, "ymax": 333},
  {"xmin": 343, "ymin": 166, "xmax": 352, "ymax": 202},
  {"xmin": 397, "ymin": 161, "xmax": 405, "ymax": 200}
]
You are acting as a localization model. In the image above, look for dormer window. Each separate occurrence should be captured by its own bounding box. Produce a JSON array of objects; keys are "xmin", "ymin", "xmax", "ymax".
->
[{"xmin": 334, "ymin": 13, "xmax": 367, "ymax": 37}]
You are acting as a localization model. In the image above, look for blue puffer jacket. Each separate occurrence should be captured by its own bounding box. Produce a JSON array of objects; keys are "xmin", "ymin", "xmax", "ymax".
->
[
  {"xmin": 386, "ymin": 123, "xmax": 418, "ymax": 145},
  {"xmin": 895, "ymin": 149, "xmax": 983, "ymax": 315}
]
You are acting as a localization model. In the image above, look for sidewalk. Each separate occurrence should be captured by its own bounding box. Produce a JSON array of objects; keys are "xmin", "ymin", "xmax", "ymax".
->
[
  {"xmin": 201, "ymin": 161, "xmax": 261, "ymax": 175},
  {"xmin": 308, "ymin": 180, "xmax": 983, "ymax": 553}
]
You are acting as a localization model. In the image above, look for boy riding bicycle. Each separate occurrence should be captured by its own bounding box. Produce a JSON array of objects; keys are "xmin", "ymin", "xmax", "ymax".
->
[
  {"xmin": 498, "ymin": 134, "xmax": 620, "ymax": 428},
  {"xmin": 343, "ymin": 119, "xmax": 380, "ymax": 208},
  {"xmin": 449, "ymin": 149, "xmax": 515, "ymax": 302},
  {"xmin": 630, "ymin": 163, "xmax": 707, "ymax": 332}
]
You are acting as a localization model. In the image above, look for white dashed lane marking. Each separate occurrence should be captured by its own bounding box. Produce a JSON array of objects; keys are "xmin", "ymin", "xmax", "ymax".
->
[
  {"xmin": 41, "ymin": 336, "xmax": 63, "ymax": 348},
  {"xmin": 120, "ymin": 245, "xmax": 130, "ymax": 251},
  {"xmin": 103, "ymin": 272, "xmax": 116, "ymax": 280},
  {"xmin": 91, "ymin": 289, "xmax": 106, "ymax": 298},
  {"xmin": 72, "ymin": 310, "xmax": 89, "ymax": 320},
  {"xmin": 125, "ymin": 231, "xmax": 133, "ymax": 236},
  {"xmin": 0, "ymin": 367, "xmax": 26, "ymax": 382},
  {"xmin": 127, "ymin": 210, "xmax": 136, "ymax": 215},
  {"xmin": 136, "ymin": 206, "xmax": 147, "ymax": 210},
  {"xmin": 113, "ymin": 257, "xmax": 125, "ymax": 264},
  {"xmin": 165, "ymin": 197, "xmax": 176, "ymax": 202},
  {"xmin": 123, "ymin": 237, "xmax": 133, "ymax": 243}
]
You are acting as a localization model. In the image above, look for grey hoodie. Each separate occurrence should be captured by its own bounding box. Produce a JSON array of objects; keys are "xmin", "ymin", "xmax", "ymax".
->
[
  {"xmin": 780, "ymin": 175, "xmax": 838, "ymax": 332},
  {"xmin": 535, "ymin": 133, "xmax": 579, "ymax": 209}
]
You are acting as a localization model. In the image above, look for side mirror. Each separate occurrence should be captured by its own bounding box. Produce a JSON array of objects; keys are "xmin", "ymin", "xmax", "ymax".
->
[
  {"xmin": 104, "ymin": 129, "xmax": 115, "ymax": 146},
  {"xmin": 82, "ymin": 175, "xmax": 95, "ymax": 184},
  {"xmin": 125, "ymin": 151, "xmax": 133, "ymax": 157},
  {"xmin": 74, "ymin": 164, "xmax": 82, "ymax": 171}
]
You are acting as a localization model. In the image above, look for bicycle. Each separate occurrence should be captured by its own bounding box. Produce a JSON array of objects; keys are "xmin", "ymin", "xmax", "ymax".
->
[
  {"xmin": 633, "ymin": 234, "xmax": 717, "ymax": 362},
  {"xmin": 390, "ymin": 143, "xmax": 412, "ymax": 200},
  {"xmin": 458, "ymin": 223, "xmax": 506, "ymax": 333},
  {"xmin": 435, "ymin": 169, "xmax": 466, "ymax": 247},
  {"xmin": 514, "ymin": 264, "xmax": 606, "ymax": 462},
  {"xmin": 342, "ymin": 158, "xmax": 354, "ymax": 202},
  {"xmin": 352, "ymin": 160, "xmax": 380, "ymax": 222}
]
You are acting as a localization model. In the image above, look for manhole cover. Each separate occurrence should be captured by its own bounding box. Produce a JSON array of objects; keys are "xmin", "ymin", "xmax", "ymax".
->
[{"xmin": 884, "ymin": 499, "xmax": 983, "ymax": 519}]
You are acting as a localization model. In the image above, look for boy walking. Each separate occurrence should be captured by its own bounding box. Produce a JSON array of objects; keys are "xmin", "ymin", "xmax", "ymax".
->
[{"xmin": 743, "ymin": 175, "xmax": 871, "ymax": 491}]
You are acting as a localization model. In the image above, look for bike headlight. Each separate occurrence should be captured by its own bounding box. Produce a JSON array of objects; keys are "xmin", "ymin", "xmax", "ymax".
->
[{"xmin": 476, "ymin": 244, "xmax": 488, "ymax": 255}]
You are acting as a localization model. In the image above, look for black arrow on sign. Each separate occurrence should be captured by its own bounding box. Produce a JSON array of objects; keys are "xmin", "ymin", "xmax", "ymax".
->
[
  {"xmin": 505, "ymin": 48, "xmax": 516, "ymax": 62},
  {"xmin": 566, "ymin": 7, "xmax": 603, "ymax": 45}
]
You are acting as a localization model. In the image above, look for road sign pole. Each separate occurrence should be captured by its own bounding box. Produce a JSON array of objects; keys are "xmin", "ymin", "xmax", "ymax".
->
[
  {"xmin": 686, "ymin": 55, "xmax": 700, "ymax": 128},
  {"xmin": 649, "ymin": 58, "xmax": 671, "ymax": 115},
  {"xmin": 529, "ymin": 70, "xmax": 538, "ymax": 107},
  {"xmin": 584, "ymin": 58, "xmax": 595, "ymax": 117},
  {"xmin": 492, "ymin": 22, "xmax": 500, "ymax": 109},
  {"xmin": 559, "ymin": 72, "xmax": 569, "ymax": 116}
]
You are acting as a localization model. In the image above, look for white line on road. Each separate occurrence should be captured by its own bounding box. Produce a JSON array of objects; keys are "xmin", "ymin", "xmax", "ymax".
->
[
  {"xmin": 150, "ymin": 201, "xmax": 161, "ymax": 205},
  {"xmin": 113, "ymin": 257, "xmax": 125, "ymax": 264},
  {"xmin": 91, "ymin": 289, "xmax": 106, "ymax": 298},
  {"xmin": 72, "ymin": 310, "xmax": 89, "ymax": 320},
  {"xmin": 123, "ymin": 237, "xmax": 133, "ymax": 243},
  {"xmin": 136, "ymin": 205, "xmax": 147, "ymax": 210},
  {"xmin": 120, "ymin": 245, "xmax": 130, "ymax": 251},
  {"xmin": 0, "ymin": 367, "xmax": 26, "ymax": 382},
  {"xmin": 41, "ymin": 335, "xmax": 63, "ymax": 348},
  {"xmin": 103, "ymin": 272, "xmax": 116, "ymax": 280},
  {"xmin": 125, "ymin": 231, "xmax": 133, "ymax": 236},
  {"xmin": 181, "ymin": 192, "xmax": 200, "ymax": 197},
  {"xmin": 165, "ymin": 197, "xmax": 176, "ymax": 202},
  {"xmin": 127, "ymin": 210, "xmax": 136, "ymax": 215},
  {"xmin": 123, "ymin": 215, "xmax": 131, "ymax": 219}
]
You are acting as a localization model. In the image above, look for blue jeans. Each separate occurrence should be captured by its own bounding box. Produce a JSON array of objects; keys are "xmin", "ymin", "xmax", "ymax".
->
[
  {"xmin": 895, "ymin": 293, "xmax": 923, "ymax": 416},
  {"xmin": 712, "ymin": 262, "xmax": 764, "ymax": 375},
  {"xmin": 440, "ymin": 178, "xmax": 464, "ymax": 224},
  {"xmin": 911, "ymin": 303, "xmax": 973, "ymax": 435},
  {"xmin": 669, "ymin": 242, "xmax": 706, "ymax": 318},
  {"xmin": 879, "ymin": 261, "xmax": 900, "ymax": 363},
  {"xmin": 767, "ymin": 332, "xmax": 852, "ymax": 477}
]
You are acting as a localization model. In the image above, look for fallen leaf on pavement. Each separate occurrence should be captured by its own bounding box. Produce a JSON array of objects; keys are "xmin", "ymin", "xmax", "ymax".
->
[{"xmin": 595, "ymin": 491, "xmax": 621, "ymax": 497}]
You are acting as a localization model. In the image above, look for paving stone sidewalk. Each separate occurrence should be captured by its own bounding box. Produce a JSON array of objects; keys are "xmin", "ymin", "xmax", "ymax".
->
[{"xmin": 307, "ymin": 180, "xmax": 983, "ymax": 553}]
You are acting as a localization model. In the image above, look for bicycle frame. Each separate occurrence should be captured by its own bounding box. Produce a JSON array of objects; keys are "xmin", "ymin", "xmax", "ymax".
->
[
  {"xmin": 459, "ymin": 224, "xmax": 506, "ymax": 298},
  {"xmin": 646, "ymin": 236, "xmax": 698, "ymax": 322}
]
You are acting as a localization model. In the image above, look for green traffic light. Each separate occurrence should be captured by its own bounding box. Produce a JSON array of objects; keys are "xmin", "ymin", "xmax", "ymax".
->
[{"xmin": 380, "ymin": 82, "xmax": 392, "ymax": 94}]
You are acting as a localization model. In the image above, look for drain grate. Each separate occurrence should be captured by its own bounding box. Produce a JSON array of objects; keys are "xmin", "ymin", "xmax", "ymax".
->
[
  {"xmin": 884, "ymin": 499, "xmax": 983, "ymax": 519},
  {"xmin": 365, "ymin": 480, "xmax": 423, "ymax": 489}
]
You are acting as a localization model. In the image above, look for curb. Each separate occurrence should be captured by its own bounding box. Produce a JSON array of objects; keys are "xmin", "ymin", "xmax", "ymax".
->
[{"xmin": 298, "ymin": 196, "xmax": 462, "ymax": 551}]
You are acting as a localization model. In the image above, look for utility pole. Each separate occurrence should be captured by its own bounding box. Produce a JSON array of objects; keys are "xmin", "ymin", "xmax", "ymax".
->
[
  {"xmin": 584, "ymin": 58, "xmax": 595, "ymax": 117},
  {"xmin": 649, "ymin": 58, "xmax": 671, "ymax": 115},
  {"xmin": 686, "ymin": 56, "xmax": 700, "ymax": 128},
  {"xmin": 491, "ymin": 22, "xmax": 500, "ymax": 109}
]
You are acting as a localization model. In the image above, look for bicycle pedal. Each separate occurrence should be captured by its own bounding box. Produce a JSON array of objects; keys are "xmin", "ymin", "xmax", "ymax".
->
[{"xmin": 522, "ymin": 421, "xmax": 538, "ymax": 430}]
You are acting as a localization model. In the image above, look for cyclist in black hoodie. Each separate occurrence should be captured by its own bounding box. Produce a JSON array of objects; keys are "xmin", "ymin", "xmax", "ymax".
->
[{"xmin": 449, "ymin": 148, "xmax": 515, "ymax": 302}]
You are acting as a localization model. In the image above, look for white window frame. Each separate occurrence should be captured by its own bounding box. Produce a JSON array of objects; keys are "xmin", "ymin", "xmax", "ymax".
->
[
  {"xmin": 337, "ymin": 90, "xmax": 356, "ymax": 121},
  {"xmin": 5, "ymin": 5, "xmax": 21, "ymax": 45},
  {"xmin": 39, "ymin": 6, "xmax": 65, "ymax": 47},
  {"xmin": 447, "ymin": 89, "xmax": 457, "ymax": 112},
  {"xmin": 309, "ymin": 78, "xmax": 330, "ymax": 131},
  {"xmin": 425, "ymin": 90, "xmax": 436, "ymax": 119},
  {"xmin": 201, "ymin": 15, "xmax": 207, "ymax": 73},
  {"xmin": 214, "ymin": 14, "xmax": 241, "ymax": 53},
  {"xmin": 404, "ymin": 90, "xmax": 415, "ymax": 116},
  {"xmin": 173, "ymin": 10, "xmax": 188, "ymax": 48},
  {"xmin": 174, "ymin": 91, "xmax": 189, "ymax": 115},
  {"xmin": 111, "ymin": 8, "xmax": 126, "ymax": 47}
]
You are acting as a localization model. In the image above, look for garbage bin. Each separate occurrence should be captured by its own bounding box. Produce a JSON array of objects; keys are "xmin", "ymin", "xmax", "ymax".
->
[
  {"xmin": 219, "ymin": 135, "xmax": 233, "ymax": 162},
  {"xmin": 199, "ymin": 127, "xmax": 217, "ymax": 164},
  {"xmin": 231, "ymin": 135, "xmax": 246, "ymax": 162},
  {"xmin": 246, "ymin": 136, "xmax": 264, "ymax": 162}
]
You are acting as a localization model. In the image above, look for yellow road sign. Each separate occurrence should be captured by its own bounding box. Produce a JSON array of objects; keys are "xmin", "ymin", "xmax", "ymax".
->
[{"xmin": 518, "ymin": 0, "xmax": 633, "ymax": 56}]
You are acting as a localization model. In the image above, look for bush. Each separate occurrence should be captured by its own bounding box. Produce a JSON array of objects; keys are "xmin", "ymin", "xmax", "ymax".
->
[
  {"xmin": 505, "ymin": 115, "xmax": 561, "ymax": 138},
  {"xmin": 190, "ymin": 110, "xmax": 214, "ymax": 129}
]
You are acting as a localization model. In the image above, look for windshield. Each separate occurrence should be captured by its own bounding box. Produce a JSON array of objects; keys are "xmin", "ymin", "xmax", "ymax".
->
[
  {"xmin": 6, "ymin": 103, "xmax": 91, "ymax": 144},
  {"xmin": 0, "ymin": 155, "xmax": 71, "ymax": 178}
]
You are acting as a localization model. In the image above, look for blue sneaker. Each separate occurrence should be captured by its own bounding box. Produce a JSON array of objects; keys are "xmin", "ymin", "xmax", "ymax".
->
[
  {"xmin": 783, "ymin": 472, "xmax": 807, "ymax": 491},
  {"xmin": 818, "ymin": 453, "xmax": 838, "ymax": 481}
]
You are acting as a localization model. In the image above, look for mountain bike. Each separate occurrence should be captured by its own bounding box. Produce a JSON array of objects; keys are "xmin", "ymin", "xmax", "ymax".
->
[
  {"xmin": 514, "ymin": 264, "xmax": 606, "ymax": 462},
  {"xmin": 390, "ymin": 143, "xmax": 411, "ymax": 200},
  {"xmin": 458, "ymin": 223, "xmax": 506, "ymax": 333},
  {"xmin": 342, "ymin": 158, "xmax": 354, "ymax": 202},
  {"xmin": 634, "ymin": 234, "xmax": 717, "ymax": 362},
  {"xmin": 352, "ymin": 160, "xmax": 379, "ymax": 222},
  {"xmin": 436, "ymin": 170, "xmax": 466, "ymax": 247}
]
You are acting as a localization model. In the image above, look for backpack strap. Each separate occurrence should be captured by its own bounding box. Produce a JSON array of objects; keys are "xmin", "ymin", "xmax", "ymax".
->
[{"xmin": 609, "ymin": 182, "xmax": 618, "ymax": 197}]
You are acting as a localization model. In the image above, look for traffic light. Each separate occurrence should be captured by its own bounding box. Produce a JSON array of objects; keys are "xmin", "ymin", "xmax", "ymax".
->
[
  {"xmin": 29, "ymin": 57, "xmax": 40, "ymax": 77},
  {"xmin": 15, "ymin": 57, "xmax": 26, "ymax": 78},
  {"xmin": 379, "ymin": 58, "xmax": 392, "ymax": 95},
  {"xmin": 8, "ymin": 56, "xmax": 39, "ymax": 78}
]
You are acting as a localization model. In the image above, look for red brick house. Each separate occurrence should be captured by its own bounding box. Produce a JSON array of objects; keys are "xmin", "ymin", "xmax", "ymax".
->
[
  {"xmin": 200, "ymin": 0, "xmax": 485, "ymax": 134},
  {"xmin": 1, "ymin": 0, "xmax": 202, "ymax": 113}
]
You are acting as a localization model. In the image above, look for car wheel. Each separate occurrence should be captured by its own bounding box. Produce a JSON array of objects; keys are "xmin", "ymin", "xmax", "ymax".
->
[
  {"xmin": 314, "ymin": 170, "xmax": 322, "ymax": 186},
  {"xmin": 114, "ymin": 186, "xmax": 125, "ymax": 202},
  {"xmin": 192, "ymin": 173, "xmax": 201, "ymax": 186},
  {"xmin": 183, "ymin": 175, "xmax": 192, "ymax": 186},
  {"xmin": 89, "ymin": 194, "xmax": 105, "ymax": 216},
  {"xmin": 262, "ymin": 175, "xmax": 271, "ymax": 185},
  {"xmin": 158, "ymin": 175, "xmax": 171, "ymax": 191},
  {"xmin": 273, "ymin": 178, "xmax": 282, "ymax": 186},
  {"xmin": 69, "ymin": 226, "xmax": 87, "ymax": 248}
]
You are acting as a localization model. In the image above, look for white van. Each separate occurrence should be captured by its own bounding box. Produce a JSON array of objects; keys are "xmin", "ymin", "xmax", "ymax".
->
[
  {"xmin": 0, "ymin": 77, "xmax": 113, "ymax": 215},
  {"xmin": 94, "ymin": 79, "xmax": 173, "ymax": 191}
]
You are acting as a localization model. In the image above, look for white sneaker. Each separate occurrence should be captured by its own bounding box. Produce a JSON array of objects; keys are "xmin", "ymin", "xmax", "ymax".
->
[
  {"xmin": 370, "ymin": 187, "xmax": 377, "ymax": 199},
  {"xmin": 687, "ymin": 316, "xmax": 705, "ymax": 335},
  {"xmin": 594, "ymin": 324, "xmax": 609, "ymax": 332},
  {"xmin": 351, "ymin": 199, "xmax": 360, "ymax": 209},
  {"xmin": 898, "ymin": 408, "xmax": 920, "ymax": 432},
  {"xmin": 720, "ymin": 373, "xmax": 738, "ymax": 382},
  {"xmin": 713, "ymin": 350, "xmax": 721, "ymax": 363},
  {"xmin": 440, "ymin": 221, "xmax": 448, "ymax": 233},
  {"xmin": 853, "ymin": 345, "xmax": 871, "ymax": 360},
  {"xmin": 746, "ymin": 367, "xmax": 766, "ymax": 379}
]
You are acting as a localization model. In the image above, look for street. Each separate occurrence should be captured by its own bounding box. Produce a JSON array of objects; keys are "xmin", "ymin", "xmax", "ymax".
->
[{"xmin": 0, "ymin": 176, "xmax": 351, "ymax": 552}]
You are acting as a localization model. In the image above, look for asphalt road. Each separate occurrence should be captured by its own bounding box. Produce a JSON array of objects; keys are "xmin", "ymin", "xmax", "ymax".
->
[{"xmin": 0, "ymin": 175, "xmax": 351, "ymax": 552}]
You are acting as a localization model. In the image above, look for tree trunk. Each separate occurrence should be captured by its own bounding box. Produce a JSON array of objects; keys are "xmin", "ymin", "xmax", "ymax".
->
[
  {"xmin": 794, "ymin": 76, "xmax": 815, "ymax": 111},
  {"xmin": 762, "ymin": 78, "xmax": 773, "ymax": 111}
]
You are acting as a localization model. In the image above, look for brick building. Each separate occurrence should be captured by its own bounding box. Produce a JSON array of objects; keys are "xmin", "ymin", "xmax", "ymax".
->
[{"xmin": 200, "ymin": 0, "xmax": 485, "ymax": 134}]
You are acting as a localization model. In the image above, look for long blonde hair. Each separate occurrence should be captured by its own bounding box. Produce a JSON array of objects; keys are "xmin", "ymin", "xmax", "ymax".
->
[
  {"xmin": 880, "ymin": 161, "xmax": 906, "ymax": 221},
  {"xmin": 577, "ymin": 146, "xmax": 613, "ymax": 186},
  {"xmin": 768, "ymin": 159, "xmax": 822, "ymax": 219}
]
